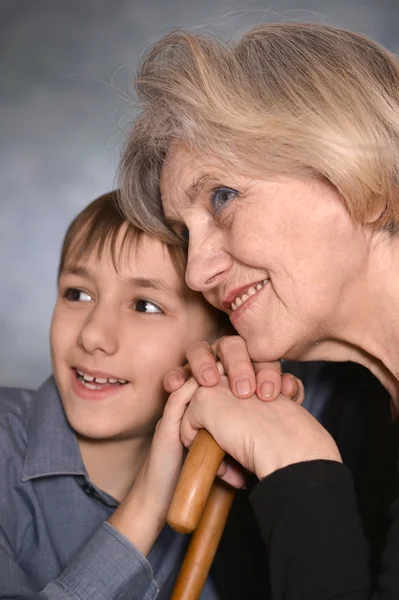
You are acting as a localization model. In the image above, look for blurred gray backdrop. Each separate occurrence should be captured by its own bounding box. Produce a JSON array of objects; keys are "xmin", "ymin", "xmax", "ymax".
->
[{"xmin": 1, "ymin": 0, "xmax": 398, "ymax": 388}]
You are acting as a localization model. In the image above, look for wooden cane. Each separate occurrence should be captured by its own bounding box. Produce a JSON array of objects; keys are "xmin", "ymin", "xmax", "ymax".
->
[
  {"xmin": 168, "ymin": 429, "xmax": 235, "ymax": 599},
  {"xmin": 170, "ymin": 479, "xmax": 235, "ymax": 600}
]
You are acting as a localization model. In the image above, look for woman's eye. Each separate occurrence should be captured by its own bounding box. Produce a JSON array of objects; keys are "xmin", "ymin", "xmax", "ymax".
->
[
  {"xmin": 134, "ymin": 299, "xmax": 163, "ymax": 314},
  {"xmin": 64, "ymin": 288, "xmax": 92, "ymax": 302},
  {"xmin": 211, "ymin": 187, "xmax": 238, "ymax": 212}
]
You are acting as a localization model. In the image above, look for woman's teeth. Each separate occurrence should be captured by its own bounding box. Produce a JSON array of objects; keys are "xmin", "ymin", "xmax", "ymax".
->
[
  {"xmin": 231, "ymin": 279, "xmax": 269, "ymax": 311},
  {"xmin": 76, "ymin": 369, "xmax": 127, "ymax": 389}
]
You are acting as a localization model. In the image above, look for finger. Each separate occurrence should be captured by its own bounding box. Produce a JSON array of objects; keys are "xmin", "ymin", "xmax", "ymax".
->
[
  {"xmin": 162, "ymin": 377, "xmax": 200, "ymax": 426},
  {"xmin": 213, "ymin": 336, "xmax": 256, "ymax": 398},
  {"xmin": 215, "ymin": 361, "xmax": 226, "ymax": 377},
  {"xmin": 254, "ymin": 360, "xmax": 283, "ymax": 401},
  {"xmin": 280, "ymin": 374, "xmax": 305, "ymax": 404},
  {"xmin": 216, "ymin": 457, "xmax": 247, "ymax": 489},
  {"xmin": 185, "ymin": 341, "xmax": 220, "ymax": 386},
  {"xmin": 163, "ymin": 364, "xmax": 192, "ymax": 393}
]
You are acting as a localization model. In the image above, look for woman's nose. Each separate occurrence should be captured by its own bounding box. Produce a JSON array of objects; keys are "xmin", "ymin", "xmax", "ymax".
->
[
  {"xmin": 78, "ymin": 305, "xmax": 119, "ymax": 356},
  {"xmin": 185, "ymin": 232, "xmax": 231, "ymax": 292}
]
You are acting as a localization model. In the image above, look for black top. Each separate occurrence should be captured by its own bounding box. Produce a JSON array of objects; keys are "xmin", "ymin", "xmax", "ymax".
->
[
  {"xmin": 249, "ymin": 362, "xmax": 399, "ymax": 599},
  {"xmin": 250, "ymin": 458, "xmax": 399, "ymax": 599}
]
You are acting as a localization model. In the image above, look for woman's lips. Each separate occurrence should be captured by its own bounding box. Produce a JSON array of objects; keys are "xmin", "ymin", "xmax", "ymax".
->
[
  {"xmin": 230, "ymin": 279, "xmax": 269, "ymax": 311},
  {"xmin": 229, "ymin": 279, "xmax": 269, "ymax": 326}
]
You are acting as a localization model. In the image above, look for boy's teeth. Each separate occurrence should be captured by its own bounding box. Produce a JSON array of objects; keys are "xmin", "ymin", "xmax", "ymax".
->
[
  {"xmin": 231, "ymin": 279, "xmax": 269, "ymax": 311},
  {"xmin": 84, "ymin": 382, "xmax": 98, "ymax": 390},
  {"xmin": 76, "ymin": 370, "xmax": 128, "ymax": 385}
]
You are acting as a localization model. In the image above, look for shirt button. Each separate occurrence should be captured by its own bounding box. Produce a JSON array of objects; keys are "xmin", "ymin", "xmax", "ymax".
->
[{"xmin": 82, "ymin": 483, "xmax": 95, "ymax": 496}]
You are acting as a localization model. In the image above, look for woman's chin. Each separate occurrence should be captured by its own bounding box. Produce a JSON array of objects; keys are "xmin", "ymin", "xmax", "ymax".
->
[
  {"xmin": 245, "ymin": 336, "xmax": 294, "ymax": 363},
  {"xmin": 245, "ymin": 331, "xmax": 320, "ymax": 363}
]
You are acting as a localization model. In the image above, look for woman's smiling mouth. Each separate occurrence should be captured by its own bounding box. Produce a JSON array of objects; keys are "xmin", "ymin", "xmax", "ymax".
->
[{"xmin": 230, "ymin": 279, "xmax": 269, "ymax": 312}]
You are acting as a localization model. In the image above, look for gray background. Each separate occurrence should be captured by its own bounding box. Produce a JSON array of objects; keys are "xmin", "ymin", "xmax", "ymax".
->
[{"xmin": 1, "ymin": 0, "xmax": 398, "ymax": 388}]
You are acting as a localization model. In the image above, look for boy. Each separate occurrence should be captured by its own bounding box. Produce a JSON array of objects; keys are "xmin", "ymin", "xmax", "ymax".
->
[{"xmin": 0, "ymin": 191, "xmax": 226, "ymax": 599}]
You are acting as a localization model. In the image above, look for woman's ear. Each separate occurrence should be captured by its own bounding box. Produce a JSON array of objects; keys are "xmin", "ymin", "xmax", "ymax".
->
[{"xmin": 364, "ymin": 194, "xmax": 387, "ymax": 225}]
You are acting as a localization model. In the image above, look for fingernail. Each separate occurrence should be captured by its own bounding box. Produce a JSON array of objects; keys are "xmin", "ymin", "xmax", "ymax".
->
[
  {"xmin": 289, "ymin": 378, "xmax": 299, "ymax": 399},
  {"xmin": 235, "ymin": 378, "xmax": 251, "ymax": 396},
  {"xmin": 165, "ymin": 374, "xmax": 182, "ymax": 389},
  {"xmin": 260, "ymin": 380, "xmax": 275, "ymax": 398},
  {"xmin": 201, "ymin": 367, "xmax": 218, "ymax": 384}
]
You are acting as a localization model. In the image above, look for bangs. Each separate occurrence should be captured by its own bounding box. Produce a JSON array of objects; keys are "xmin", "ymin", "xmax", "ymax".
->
[{"xmin": 58, "ymin": 191, "xmax": 187, "ymax": 279}]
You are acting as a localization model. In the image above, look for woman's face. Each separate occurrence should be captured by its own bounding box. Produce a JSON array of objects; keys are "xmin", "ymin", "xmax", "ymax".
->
[{"xmin": 160, "ymin": 143, "xmax": 370, "ymax": 362}]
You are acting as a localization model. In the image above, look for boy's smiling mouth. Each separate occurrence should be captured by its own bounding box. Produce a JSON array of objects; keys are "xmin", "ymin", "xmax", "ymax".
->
[{"xmin": 73, "ymin": 367, "xmax": 128, "ymax": 391}]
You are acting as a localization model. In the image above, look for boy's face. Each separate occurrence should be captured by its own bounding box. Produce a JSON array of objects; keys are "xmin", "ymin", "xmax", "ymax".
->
[{"xmin": 50, "ymin": 228, "xmax": 218, "ymax": 442}]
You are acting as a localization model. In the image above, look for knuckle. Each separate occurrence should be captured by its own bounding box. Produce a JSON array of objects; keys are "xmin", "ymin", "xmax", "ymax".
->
[
  {"xmin": 167, "ymin": 390, "xmax": 179, "ymax": 405},
  {"xmin": 257, "ymin": 367, "xmax": 282, "ymax": 380},
  {"xmin": 230, "ymin": 358, "xmax": 252, "ymax": 372},
  {"xmin": 186, "ymin": 341, "xmax": 213, "ymax": 361},
  {"xmin": 218, "ymin": 335, "xmax": 243, "ymax": 352},
  {"xmin": 194, "ymin": 386, "xmax": 209, "ymax": 407},
  {"xmin": 189, "ymin": 340, "xmax": 211, "ymax": 353}
]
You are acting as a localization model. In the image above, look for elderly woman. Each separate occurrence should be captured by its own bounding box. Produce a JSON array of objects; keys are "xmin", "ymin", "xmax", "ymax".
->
[{"xmin": 118, "ymin": 23, "xmax": 399, "ymax": 598}]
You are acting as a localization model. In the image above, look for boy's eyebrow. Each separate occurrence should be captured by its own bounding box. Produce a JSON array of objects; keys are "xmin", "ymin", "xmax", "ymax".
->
[
  {"xmin": 127, "ymin": 277, "xmax": 185, "ymax": 299},
  {"xmin": 61, "ymin": 266, "xmax": 93, "ymax": 279},
  {"xmin": 60, "ymin": 266, "xmax": 185, "ymax": 299}
]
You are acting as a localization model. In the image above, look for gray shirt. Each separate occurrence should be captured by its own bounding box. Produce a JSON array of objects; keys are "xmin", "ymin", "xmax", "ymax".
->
[{"xmin": 0, "ymin": 377, "xmax": 219, "ymax": 600}]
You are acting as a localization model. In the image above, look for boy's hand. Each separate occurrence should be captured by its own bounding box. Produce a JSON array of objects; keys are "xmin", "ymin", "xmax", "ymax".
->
[
  {"xmin": 108, "ymin": 378, "xmax": 199, "ymax": 556},
  {"xmin": 135, "ymin": 377, "xmax": 200, "ymax": 522},
  {"xmin": 164, "ymin": 335, "xmax": 304, "ymax": 403}
]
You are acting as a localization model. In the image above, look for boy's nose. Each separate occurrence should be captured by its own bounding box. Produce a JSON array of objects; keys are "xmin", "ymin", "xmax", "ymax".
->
[{"xmin": 78, "ymin": 307, "xmax": 119, "ymax": 356}]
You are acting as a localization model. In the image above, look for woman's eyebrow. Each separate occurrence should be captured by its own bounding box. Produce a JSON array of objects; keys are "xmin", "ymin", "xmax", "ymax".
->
[{"xmin": 186, "ymin": 174, "xmax": 217, "ymax": 203}]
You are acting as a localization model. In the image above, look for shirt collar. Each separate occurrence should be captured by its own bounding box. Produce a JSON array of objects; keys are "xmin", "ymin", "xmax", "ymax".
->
[{"xmin": 22, "ymin": 376, "xmax": 86, "ymax": 481}]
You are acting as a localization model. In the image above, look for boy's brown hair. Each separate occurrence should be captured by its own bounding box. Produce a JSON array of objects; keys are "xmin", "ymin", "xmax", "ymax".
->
[{"xmin": 58, "ymin": 190, "xmax": 187, "ymax": 278}]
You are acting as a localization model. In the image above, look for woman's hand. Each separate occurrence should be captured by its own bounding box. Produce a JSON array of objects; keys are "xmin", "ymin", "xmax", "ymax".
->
[
  {"xmin": 108, "ymin": 377, "xmax": 199, "ymax": 555},
  {"xmin": 180, "ymin": 377, "xmax": 341, "ymax": 485},
  {"xmin": 164, "ymin": 335, "xmax": 304, "ymax": 403}
]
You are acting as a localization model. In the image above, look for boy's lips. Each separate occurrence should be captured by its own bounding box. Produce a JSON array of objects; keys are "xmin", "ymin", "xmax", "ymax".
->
[{"xmin": 71, "ymin": 368, "xmax": 128, "ymax": 401}]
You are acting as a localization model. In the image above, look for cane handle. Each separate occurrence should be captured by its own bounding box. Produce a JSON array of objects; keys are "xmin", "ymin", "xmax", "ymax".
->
[{"xmin": 167, "ymin": 429, "xmax": 225, "ymax": 533}]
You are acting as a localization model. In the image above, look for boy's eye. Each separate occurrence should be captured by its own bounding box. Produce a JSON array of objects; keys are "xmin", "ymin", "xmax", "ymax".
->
[
  {"xmin": 64, "ymin": 288, "xmax": 92, "ymax": 302},
  {"xmin": 210, "ymin": 187, "xmax": 238, "ymax": 212},
  {"xmin": 133, "ymin": 299, "xmax": 163, "ymax": 314}
]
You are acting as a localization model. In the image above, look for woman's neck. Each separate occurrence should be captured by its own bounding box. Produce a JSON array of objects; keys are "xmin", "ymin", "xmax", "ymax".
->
[
  {"xmin": 301, "ymin": 231, "xmax": 399, "ymax": 414},
  {"xmin": 77, "ymin": 434, "xmax": 152, "ymax": 503}
]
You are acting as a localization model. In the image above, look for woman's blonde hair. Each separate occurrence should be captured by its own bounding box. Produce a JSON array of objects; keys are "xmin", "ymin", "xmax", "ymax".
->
[{"xmin": 118, "ymin": 22, "xmax": 399, "ymax": 238}]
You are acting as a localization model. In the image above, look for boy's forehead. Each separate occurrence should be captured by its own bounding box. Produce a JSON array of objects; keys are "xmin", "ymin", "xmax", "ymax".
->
[{"xmin": 62, "ymin": 234, "xmax": 189, "ymax": 294}]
